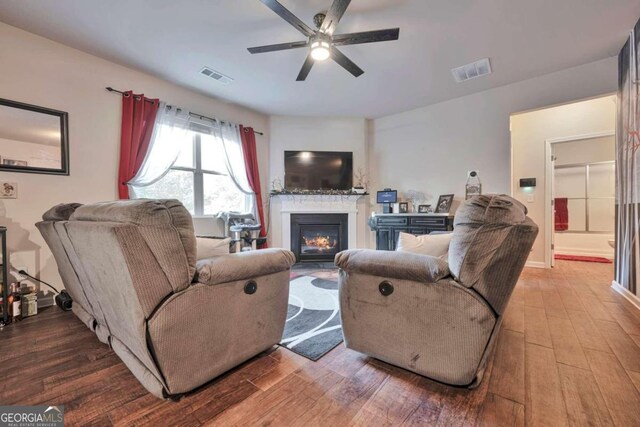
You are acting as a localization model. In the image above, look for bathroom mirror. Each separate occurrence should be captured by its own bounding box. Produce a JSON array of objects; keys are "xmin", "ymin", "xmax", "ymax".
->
[{"xmin": 0, "ymin": 98, "xmax": 69, "ymax": 175}]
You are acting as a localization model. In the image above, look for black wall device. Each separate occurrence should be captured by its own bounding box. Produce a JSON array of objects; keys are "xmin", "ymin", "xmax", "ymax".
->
[
  {"xmin": 519, "ymin": 178, "xmax": 536, "ymax": 188},
  {"xmin": 377, "ymin": 189, "xmax": 397, "ymax": 213}
]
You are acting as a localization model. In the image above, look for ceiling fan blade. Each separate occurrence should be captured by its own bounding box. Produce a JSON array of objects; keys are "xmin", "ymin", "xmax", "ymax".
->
[
  {"xmin": 296, "ymin": 54, "xmax": 314, "ymax": 81},
  {"xmin": 247, "ymin": 40, "xmax": 308, "ymax": 54},
  {"xmin": 332, "ymin": 28, "xmax": 400, "ymax": 46},
  {"xmin": 260, "ymin": 0, "xmax": 315, "ymax": 37},
  {"xmin": 330, "ymin": 46, "xmax": 364, "ymax": 77},
  {"xmin": 320, "ymin": 0, "xmax": 351, "ymax": 35}
]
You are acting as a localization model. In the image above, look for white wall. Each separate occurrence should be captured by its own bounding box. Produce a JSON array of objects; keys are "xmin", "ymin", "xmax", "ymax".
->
[
  {"xmin": 0, "ymin": 22, "xmax": 270, "ymax": 302},
  {"xmin": 268, "ymin": 116, "xmax": 370, "ymax": 249},
  {"xmin": 511, "ymin": 96, "xmax": 616, "ymax": 265},
  {"xmin": 370, "ymin": 57, "xmax": 617, "ymax": 255}
]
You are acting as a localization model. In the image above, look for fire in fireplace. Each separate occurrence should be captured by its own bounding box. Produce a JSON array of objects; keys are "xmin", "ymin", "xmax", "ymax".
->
[{"xmin": 291, "ymin": 213, "xmax": 348, "ymax": 262}]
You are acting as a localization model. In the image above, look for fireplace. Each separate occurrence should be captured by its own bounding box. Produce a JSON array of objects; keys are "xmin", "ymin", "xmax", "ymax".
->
[{"xmin": 290, "ymin": 213, "xmax": 348, "ymax": 262}]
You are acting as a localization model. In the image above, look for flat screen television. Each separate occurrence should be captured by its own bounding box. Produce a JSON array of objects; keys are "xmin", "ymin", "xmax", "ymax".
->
[{"xmin": 284, "ymin": 151, "xmax": 353, "ymax": 190}]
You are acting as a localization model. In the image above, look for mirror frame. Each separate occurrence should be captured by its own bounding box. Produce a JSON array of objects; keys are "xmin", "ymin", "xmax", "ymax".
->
[{"xmin": 0, "ymin": 98, "xmax": 69, "ymax": 176}]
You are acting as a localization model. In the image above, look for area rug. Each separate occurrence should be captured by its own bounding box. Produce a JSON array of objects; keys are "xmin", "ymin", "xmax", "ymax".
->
[
  {"xmin": 280, "ymin": 274, "xmax": 343, "ymax": 361},
  {"xmin": 555, "ymin": 254, "xmax": 613, "ymax": 263}
]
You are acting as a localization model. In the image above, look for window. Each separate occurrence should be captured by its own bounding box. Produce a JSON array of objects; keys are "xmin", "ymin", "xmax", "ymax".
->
[{"xmin": 135, "ymin": 127, "xmax": 250, "ymax": 216}]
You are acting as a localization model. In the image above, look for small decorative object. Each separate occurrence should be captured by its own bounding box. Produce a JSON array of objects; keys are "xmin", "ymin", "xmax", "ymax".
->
[
  {"xmin": 418, "ymin": 204, "xmax": 431, "ymax": 213},
  {"xmin": 465, "ymin": 170, "xmax": 482, "ymax": 200},
  {"xmin": 271, "ymin": 177, "xmax": 283, "ymax": 192},
  {"xmin": 405, "ymin": 189, "xmax": 426, "ymax": 212},
  {"xmin": 435, "ymin": 194, "xmax": 454, "ymax": 213},
  {"xmin": 399, "ymin": 202, "xmax": 408, "ymax": 213},
  {"xmin": 0, "ymin": 182, "xmax": 17, "ymax": 199},
  {"xmin": 353, "ymin": 167, "xmax": 369, "ymax": 193},
  {"xmin": 2, "ymin": 159, "xmax": 28, "ymax": 167}
]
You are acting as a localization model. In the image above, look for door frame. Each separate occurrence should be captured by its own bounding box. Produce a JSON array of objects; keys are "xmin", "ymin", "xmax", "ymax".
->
[{"xmin": 544, "ymin": 130, "xmax": 615, "ymax": 268}]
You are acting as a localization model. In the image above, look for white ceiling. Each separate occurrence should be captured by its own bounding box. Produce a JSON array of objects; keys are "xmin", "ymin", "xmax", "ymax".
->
[{"xmin": 0, "ymin": 0, "xmax": 638, "ymax": 118}]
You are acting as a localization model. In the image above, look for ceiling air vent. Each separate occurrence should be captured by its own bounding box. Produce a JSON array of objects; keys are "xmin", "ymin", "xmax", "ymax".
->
[
  {"xmin": 200, "ymin": 67, "xmax": 234, "ymax": 85},
  {"xmin": 451, "ymin": 58, "xmax": 492, "ymax": 83}
]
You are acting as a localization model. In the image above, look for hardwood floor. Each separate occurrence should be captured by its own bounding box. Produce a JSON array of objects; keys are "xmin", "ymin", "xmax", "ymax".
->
[{"xmin": 2, "ymin": 260, "xmax": 640, "ymax": 426}]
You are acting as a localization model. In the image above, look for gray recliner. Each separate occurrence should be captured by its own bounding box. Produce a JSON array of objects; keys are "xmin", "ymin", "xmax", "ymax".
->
[
  {"xmin": 335, "ymin": 194, "xmax": 538, "ymax": 387},
  {"xmin": 36, "ymin": 199, "xmax": 295, "ymax": 399}
]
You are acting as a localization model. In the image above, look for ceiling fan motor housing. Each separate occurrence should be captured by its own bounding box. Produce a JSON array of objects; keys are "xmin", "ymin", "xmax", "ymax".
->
[{"xmin": 313, "ymin": 13, "xmax": 326, "ymax": 29}]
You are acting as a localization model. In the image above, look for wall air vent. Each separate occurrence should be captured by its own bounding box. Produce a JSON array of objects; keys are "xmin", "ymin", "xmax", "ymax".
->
[
  {"xmin": 451, "ymin": 58, "xmax": 492, "ymax": 83},
  {"xmin": 200, "ymin": 67, "xmax": 234, "ymax": 85}
]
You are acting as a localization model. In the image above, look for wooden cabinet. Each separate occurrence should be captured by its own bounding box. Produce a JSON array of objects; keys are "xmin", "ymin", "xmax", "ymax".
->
[{"xmin": 369, "ymin": 214, "xmax": 454, "ymax": 251}]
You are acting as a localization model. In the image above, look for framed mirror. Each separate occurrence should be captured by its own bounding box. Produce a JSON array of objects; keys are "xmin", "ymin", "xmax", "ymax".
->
[{"xmin": 0, "ymin": 98, "xmax": 69, "ymax": 175}]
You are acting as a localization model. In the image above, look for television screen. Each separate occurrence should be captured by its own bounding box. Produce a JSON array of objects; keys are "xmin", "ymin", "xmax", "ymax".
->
[{"xmin": 284, "ymin": 151, "xmax": 353, "ymax": 190}]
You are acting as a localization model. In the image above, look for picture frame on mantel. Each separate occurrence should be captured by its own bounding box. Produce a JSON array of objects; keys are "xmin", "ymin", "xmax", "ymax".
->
[{"xmin": 0, "ymin": 98, "xmax": 69, "ymax": 176}]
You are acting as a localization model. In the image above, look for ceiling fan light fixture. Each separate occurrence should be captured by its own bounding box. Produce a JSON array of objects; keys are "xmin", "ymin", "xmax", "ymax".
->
[{"xmin": 310, "ymin": 40, "xmax": 330, "ymax": 61}]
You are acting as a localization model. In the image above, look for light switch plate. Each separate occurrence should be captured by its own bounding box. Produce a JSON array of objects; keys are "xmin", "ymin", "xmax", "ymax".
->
[{"xmin": 527, "ymin": 194, "xmax": 534, "ymax": 203}]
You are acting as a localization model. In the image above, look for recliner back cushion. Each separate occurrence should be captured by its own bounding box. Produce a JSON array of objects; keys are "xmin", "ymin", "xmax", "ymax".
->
[
  {"xmin": 70, "ymin": 199, "xmax": 197, "ymax": 291},
  {"xmin": 448, "ymin": 194, "xmax": 538, "ymax": 314}
]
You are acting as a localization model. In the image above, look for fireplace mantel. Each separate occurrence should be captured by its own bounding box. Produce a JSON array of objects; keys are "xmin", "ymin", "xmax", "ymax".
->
[{"xmin": 274, "ymin": 194, "xmax": 365, "ymax": 257}]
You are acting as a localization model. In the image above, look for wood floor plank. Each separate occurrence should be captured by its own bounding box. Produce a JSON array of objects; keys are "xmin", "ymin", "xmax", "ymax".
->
[
  {"xmin": 523, "ymin": 280, "xmax": 545, "ymax": 308},
  {"xmin": 602, "ymin": 301, "xmax": 640, "ymax": 336},
  {"xmin": 567, "ymin": 309, "xmax": 611, "ymax": 353},
  {"xmin": 503, "ymin": 301, "xmax": 525, "ymax": 333},
  {"xmin": 594, "ymin": 319, "xmax": 640, "ymax": 372},
  {"xmin": 578, "ymin": 293, "xmax": 616, "ymax": 322},
  {"xmin": 557, "ymin": 363, "xmax": 614, "ymax": 427},
  {"xmin": 524, "ymin": 306, "xmax": 553, "ymax": 348},
  {"xmin": 351, "ymin": 367, "xmax": 424, "ymax": 425},
  {"xmin": 541, "ymin": 287, "xmax": 569, "ymax": 319},
  {"xmin": 547, "ymin": 316, "xmax": 589, "ymax": 370},
  {"xmin": 626, "ymin": 369, "xmax": 640, "ymax": 395},
  {"xmin": 525, "ymin": 343, "xmax": 568, "ymax": 426},
  {"xmin": 585, "ymin": 349, "xmax": 640, "ymax": 427},
  {"xmin": 475, "ymin": 393, "xmax": 524, "ymax": 427},
  {"xmin": 488, "ymin": 330, "xmax": 525, "ymax": 404}
]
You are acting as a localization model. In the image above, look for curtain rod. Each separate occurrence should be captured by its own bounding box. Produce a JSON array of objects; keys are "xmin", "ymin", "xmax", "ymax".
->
[{"xmin": 105, "ymin": 87, "xmax": 264, "ymax": 136}]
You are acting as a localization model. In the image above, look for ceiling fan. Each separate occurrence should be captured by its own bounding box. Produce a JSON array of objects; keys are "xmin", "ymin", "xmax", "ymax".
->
[{"xmin": 248, "ymin": 0, "xmax": 400, "ymax": 81}]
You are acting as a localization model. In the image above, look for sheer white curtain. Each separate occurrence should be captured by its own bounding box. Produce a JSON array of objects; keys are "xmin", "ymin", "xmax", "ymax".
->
[
  {"xmin": 128, "ymin": 103, "xmax": 191, "ymax": 196},
  {"xmin": 219, "ymin": 121, "xmax": 253, "ymax": 194},
  {"xmin": 206, "ymin": 120, "xmax": 256, "ymax": 214}
]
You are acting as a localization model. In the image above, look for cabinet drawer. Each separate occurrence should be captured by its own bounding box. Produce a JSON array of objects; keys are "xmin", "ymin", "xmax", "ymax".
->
[
  {"xmin": 377, "ymin": 217, "xmax": 408, "ymax": 226},
  {"xmin": 410, "ymin": 217, "xmax": 447, "ymax": 227}
]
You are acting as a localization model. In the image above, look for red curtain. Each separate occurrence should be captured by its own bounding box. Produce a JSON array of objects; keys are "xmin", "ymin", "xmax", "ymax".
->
[
  {"xmin": 117, "ymin": 91, "xmax": 160, "ymax": 199},
  {"xmin": 240, "ymin": 126, "xmax": 268, "ymax": 247}
]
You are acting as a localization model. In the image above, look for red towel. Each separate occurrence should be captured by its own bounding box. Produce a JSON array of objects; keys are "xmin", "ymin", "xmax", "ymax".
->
[{"xmin": 555, "ymin": 198, "xmax": 568, "ymax": 231}]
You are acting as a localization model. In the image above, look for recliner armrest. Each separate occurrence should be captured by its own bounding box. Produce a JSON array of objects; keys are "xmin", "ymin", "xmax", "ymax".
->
[
  {"xmin": 196, "ymin": 248, "xmax": 295, "ymax": 285},
  {"xmin": 335, "ymin": 249, "xmax": 450, "ymax": 283}
]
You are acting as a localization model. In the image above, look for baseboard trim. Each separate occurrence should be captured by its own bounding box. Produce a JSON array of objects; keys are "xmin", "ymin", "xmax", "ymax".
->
[
  {"xmin": 525, "ymin": 261, "xmax": 546, "ymax": 269},
  {"xmin": 611, "ymin": 281, "xmax": 640, "ymax": 311}
]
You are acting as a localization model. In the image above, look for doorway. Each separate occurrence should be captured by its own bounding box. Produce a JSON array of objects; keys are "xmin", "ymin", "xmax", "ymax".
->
[
  {"xmin": 510, "ymin": 94, "xmax": 617, "ymax": 268},
  {"xmin": 546, "ymin": 132, "xmax": 615, "ymax": 267}
]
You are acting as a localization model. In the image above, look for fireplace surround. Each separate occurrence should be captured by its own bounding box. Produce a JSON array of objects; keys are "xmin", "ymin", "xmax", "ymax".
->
[{"xmin": 290, "ymin": 213, "xmax": 348, "ymax": 262}]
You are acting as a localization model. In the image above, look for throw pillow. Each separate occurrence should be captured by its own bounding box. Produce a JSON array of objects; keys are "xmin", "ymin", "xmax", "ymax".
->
[
  {"xmin": 396, "ymin": 232, "xmax": 452, "ymax": 257},
  {"xmin": 196, "ymin": 237, "xmax": 231, "ymax": 260}
]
